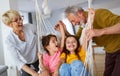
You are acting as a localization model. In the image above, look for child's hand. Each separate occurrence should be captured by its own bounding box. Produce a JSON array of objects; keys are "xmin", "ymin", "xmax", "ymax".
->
[
  {"xmin": 55, "ymin": 20, "xmax": 66, "ymax": 32},
  {"xmin": 52, "ymin": 71, "xmax": 59, "ymax": 76},
  {"xmin": 54, "ymin": 24, "xmax": 60, "ymax": 31},
  {"xmin": 37, "ymin": 52, "xmax": 43, "ymax": 62},
  {"xmin": 88, "ymin": 8, "xmax": 95, "ymax": 24}
]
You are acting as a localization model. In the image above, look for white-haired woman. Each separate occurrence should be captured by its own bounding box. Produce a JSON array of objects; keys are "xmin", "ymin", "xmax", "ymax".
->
[{"xmin": 2, "ymin": 10, "xmax": 39, "ymax": 76}]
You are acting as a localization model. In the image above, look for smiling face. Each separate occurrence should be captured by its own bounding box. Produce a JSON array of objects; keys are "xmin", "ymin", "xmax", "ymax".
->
[
  {"xmin": 2, "ymin": 10, "xmax": 23, "ymax": 31},
  {"xmin": 67, "ymin": 13, "xmax": 81, "ymax": 26},
  {"xmin": 67, "ymin": 11, "xmax": 87, "ymax": 26},
  {"xmin": 11, "ymin": 16, "xmax": 23, "ymax": 31},
  {"xmin": 65, "ymin": 36, "xmax": 78, "ymax": 53}
]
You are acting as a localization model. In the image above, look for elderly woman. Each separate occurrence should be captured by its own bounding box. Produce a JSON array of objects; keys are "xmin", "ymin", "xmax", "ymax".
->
[{"xmin": 2, "ymin": 10, "xmax": 39, "ymax": 76}]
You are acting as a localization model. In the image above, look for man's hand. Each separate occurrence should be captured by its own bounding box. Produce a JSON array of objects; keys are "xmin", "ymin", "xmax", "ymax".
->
[{"xmin": 85, "ymin": 29, "xmax": 105, "ymax": 41}]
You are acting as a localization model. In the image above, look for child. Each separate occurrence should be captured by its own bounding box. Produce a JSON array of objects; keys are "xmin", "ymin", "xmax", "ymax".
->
[
  {"xmin": 59, "ymin": 35, "xmax": 89, "ymax": 76},
  {"xmin": 38, "ymin": 21, "xmax": 65, "ymax": 76}
]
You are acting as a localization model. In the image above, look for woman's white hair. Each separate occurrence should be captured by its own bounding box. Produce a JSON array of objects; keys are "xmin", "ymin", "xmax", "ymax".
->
[{"xmin": 2, "ymin": 10, "xmax": 20, "ymax": 25}]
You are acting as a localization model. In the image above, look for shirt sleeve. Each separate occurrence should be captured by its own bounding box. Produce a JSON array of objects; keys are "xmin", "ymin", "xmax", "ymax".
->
[
  {"xmin": 95, "ymin": 9, "xmax": 120, "ymax": 28},
  {"xmin": 79, "ymin": 48, "xmax": 86, "ymax": 63},
  {"xmin": 60, "ymin": 53, "xmax": 66, "ymax": 59},
  {"xmin": 5, "ymin": 37, "xmax": 25, "ymax": 70},
  {"xmin": 75, "ymin": 27, "xmax": 83, "ymax": 39}
]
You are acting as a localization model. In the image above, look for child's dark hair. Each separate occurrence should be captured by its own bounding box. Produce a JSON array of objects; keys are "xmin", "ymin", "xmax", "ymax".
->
[
  {"xmin": 62, "ymin": 35, "xmax": 81, "ymax": 62},
  {"xmin": 41, "ymin": 34, "xmax": 57, "ymax": 54}
]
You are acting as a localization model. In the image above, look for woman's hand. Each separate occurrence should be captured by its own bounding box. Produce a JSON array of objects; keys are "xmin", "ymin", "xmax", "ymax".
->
[{"xmin": 32, "ymin": 72, "xmax": 39, "ymax": 76}]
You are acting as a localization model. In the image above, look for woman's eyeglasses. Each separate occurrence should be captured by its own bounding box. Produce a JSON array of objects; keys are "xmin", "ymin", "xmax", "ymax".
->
[{"xmin": 12, "ymin": 16, "xmax": 24, "ymax": 23}]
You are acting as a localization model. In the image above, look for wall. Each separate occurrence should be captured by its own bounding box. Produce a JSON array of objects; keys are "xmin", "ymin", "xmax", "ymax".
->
[
  {"xmin": 0, "ymin": 16, "xmax": 4, "ymax": 65},
  {"xmin": 111, "ymin": 7, "xmax": 120, "ymax": 15},
  {"xmin": 0, "ymin": 0, "xmax": 20, "ymax": 76}
]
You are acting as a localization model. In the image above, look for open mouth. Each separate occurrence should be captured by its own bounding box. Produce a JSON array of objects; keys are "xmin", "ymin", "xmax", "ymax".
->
[
  {"xmin": 68, "ymin": 45, "xmax": 74, "ymax": 48},
  {"xmin": 56, "ymin": 45, "xmax": 58, "ymax": 47},
  {"xmin": 18, "ymin": 25, "xmax": 23, "ymax": 27}
]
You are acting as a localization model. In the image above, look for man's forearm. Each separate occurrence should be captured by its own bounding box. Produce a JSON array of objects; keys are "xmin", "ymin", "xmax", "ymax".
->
[{"xmin": 102, "ymin": 23, "xmax": 120, "ymax": 35}]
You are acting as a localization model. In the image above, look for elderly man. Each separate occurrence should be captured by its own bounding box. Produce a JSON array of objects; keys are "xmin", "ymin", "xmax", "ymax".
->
[{"xmin": 63, "ymin": 5, "xmax": 120, "ymax": 76}]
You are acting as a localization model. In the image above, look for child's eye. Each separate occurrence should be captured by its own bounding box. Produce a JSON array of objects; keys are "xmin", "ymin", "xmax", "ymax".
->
[
  {"xmin": 73, "ymin": 41, "xmax": 76, "ymax": 43},
  {"xmin": 66, "ymin": 42, "xmax": 70, "ymax": 44},
  {"xmin": 52, "ymin": 40, "xmax": 57, "ymax": 43}
]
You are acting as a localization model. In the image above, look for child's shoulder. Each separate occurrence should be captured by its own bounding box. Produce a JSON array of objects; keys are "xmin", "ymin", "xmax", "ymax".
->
[
  {"xmin": 43, "ymin": 52, "xmax": 49, "ymax": 58},
  {"xmin": 58, "ymin": 48, "xmax": 62, "ymax": 52},
  {"xmin": 78, "ymin": 47, "xmax": 86, "ymax": 54}
]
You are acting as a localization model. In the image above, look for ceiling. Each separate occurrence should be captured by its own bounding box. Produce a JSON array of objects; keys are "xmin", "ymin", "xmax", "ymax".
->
[
  {"xmin": 17, "ymin": 0, "xmax": 87, "ymax": 12},
  {"xmin": 17, "ymin": 0, "xmax": 120, "ymax": 13}
]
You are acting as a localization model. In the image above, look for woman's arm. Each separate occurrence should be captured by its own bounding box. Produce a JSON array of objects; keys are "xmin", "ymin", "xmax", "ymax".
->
[
  {"xmin": 6, "ymin": 37, "xmax": 39, "ymax": 76},
  {"xmin": 22, "ymin": 65, "xmax": 39, "ymax": 76}
]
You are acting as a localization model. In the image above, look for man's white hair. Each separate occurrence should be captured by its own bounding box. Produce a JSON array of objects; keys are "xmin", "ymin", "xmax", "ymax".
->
[{"xmin": 64, "ymin": 5, "xmax": 84, "ymax": 17}]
